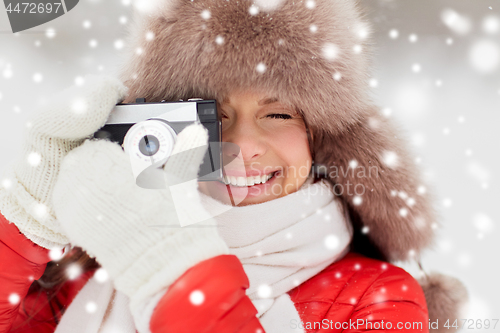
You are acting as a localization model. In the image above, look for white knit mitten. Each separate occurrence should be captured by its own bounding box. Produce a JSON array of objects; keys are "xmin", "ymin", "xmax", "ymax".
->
[
  {"xmin": 52, "ymin": 123, "xmax": 229, "ymax": 332},
  {"xmin": 0, "ymin": 75, "xmax": 127, "ymax": 249}
]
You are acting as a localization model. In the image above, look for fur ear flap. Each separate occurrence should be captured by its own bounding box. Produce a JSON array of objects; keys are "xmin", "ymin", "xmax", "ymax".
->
[
  {"xmin": 313, "ymin": 106, "xmax": 436, "ymax": 262},
  {"xmin": 419, "ymin": 272, "xmax": 469, "ymax": 332}
]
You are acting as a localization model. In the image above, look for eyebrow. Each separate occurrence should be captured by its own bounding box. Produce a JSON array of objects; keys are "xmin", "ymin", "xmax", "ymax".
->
[{"xmin": 258, "ymin": 97, "xmax": 279, "ymax": 106}]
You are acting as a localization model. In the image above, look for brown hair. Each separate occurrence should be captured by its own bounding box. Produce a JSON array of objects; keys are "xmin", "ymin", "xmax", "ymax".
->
[{"xmin": 17, "ymin": 247, "xmax": 99, "ymax": 328}]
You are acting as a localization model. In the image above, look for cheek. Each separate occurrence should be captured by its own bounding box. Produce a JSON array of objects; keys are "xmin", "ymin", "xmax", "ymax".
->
[{"xmin": 269, "ymin": 125, "xmax": 312, "ymax": 174}]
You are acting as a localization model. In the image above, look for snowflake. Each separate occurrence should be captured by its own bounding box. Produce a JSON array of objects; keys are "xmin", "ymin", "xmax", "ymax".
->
[
  {"xmin": 285, "ymin": 232, "xmax": 293, "ymax": 239},
  {"xmin": 441, "ymin": 8, "xmax": 471, "ymax": 35},
  {"xmin": 9, "ymin": 293, "xmax": 20, "ymax": 305},
  {"xmin": 189, "ymin": 290, "xmax": 205, "ymax": 305},
  {"xmin": 446, "ymin": 38, "xmax": 453, "ymax": 45},
  {"xmin": 86, "ymin": 301, "xmax": 97, "ymax": 313},
  {"xmin": 71, "ymin": 98, "xmax": 87, "ymax": 114},
  {"xmin": 89, "ymin": 39, "xmax": 98, "ymax": 48},
  {"xmin": 94, "ymin": 268, "xmax": 109, "ymax": 283},
  {"xmin": 333, "ymin": 72, "xmax": 342, "ymax": 81},
  {"xmin": 67, "ymin": 263, "xmax": 83, "ymax": 280},
  {"xmin": 75, "ymin": 76, "xmax": 85, "ymax": 86},
  {"xmin": 3, "ymin": 65, "xmax": 13, "ymax": 79},
  {"xmin": 309, "ymin": 25, "xmax": 318, "ymax": 33},
  {"xmin": 349, "ymin": 160, "xmax": 358, "ymax": 169},
  {"xmin": 82, "ymin": 20, "xmax": 92, "ymax": 29},
  {"xmin": 306, "ymin": 1, "xmax": 315, "ymax": 9},
  {"xmin": 256, "ymin": 62, "xmax": 266, "ymax": 73},
  {"xmin": 442, "ymin": 198, "xmax": 453, "ymax": 207},
  {"xmin": 435, "ymin": 79, "xmax": 443, "ymax": 86},
  {"xmin": 119, "ymin": 16, "xmax": 128, "ymax": 24},
  {"xmin": 389, "ymin": 29, "xmax": 399, "ymax": 39},
  {"xmin": 469, "ymin": 40, "xmax": 500, "ymax": 73},
  {"xmin": 322, "ymin": 43, "xmax": 339, "ymax": 60},
  {"xmin": 33, "ymin": 73, "xmax": 43, "ymax": 83},
  {"xmin": 324, "ymin": 234, "xmax": 339, "ymax": 250},
  {"xmin": 473, "ymin": 213, "xmax": 494, "ymax": 233},
  {"xmin": 45, "ymin": 28, "xmax": 56, "ymax": 39},
  {"xmin": 399, "ymin": 208, "xmax": 408, "ymax": 217},
  {"xmin": 1, "ymin": 178, "xmax": 12, "ymax": 189},
  {"xmin": 215, "ymin": 36, "xmax": 224, "ymax": 45},
  {"xmin": 398, "ymin": 191, "xmax": 408, "ymax": 199},
  {"xmin": 353, "ymin": 196, "xmax": 362, "ymax": 205},
  {"xmin": 369, "ymin": 78, "xmax": 378, "ymax": 87},
  {"xmin": 353, "ymin": 44, "xmax": 362, "ymax": 54},
  {"xmin": 257, "ymin": 284, "xmax": 272, "ymax": 298},
  {"xmin": 382, "ymin": 151, "xmax": 399, "ymax": 169},
  {"xmin": 411, "ymin": 63, "xmax": 421, "ymax": 73},
  {"xmin": 49, "ymin": 247, "xmax": 65, "ymax": 261},
  {"xmin": 145, "ymin": 31, "xmax": 155, "ymax": 41},
  {"xmin": 27, "ymin": 152, "xmax": 42, "ymax": 167},
  {"xmin": 114, "ymin": 39, "xmax": 124, "ymax": 50},
  {"xmin": 483, "ymin": 15, "xmax": 500, "ymax": 34},
  {"xmin": 361, "ymin": 226, "xmax": 369, "ymax": 234},
  {"xmin": 417, "ymin": 185, "xmax": 426, "ymax": 195},
  {"xmin": 408, "ymin": 33, "xmax": 418, "ymax": 43},
  {"xmin": 248, "ymin": 5, "xmax": 259, "ymax": 16}
]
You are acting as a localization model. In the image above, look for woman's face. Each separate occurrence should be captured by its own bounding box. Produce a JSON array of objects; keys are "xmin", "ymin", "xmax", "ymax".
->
[{"xmin": 198, "ymin": 90, "xmax": 313, "ymax": 206}]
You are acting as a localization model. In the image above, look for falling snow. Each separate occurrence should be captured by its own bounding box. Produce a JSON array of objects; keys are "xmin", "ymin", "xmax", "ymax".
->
[
  {"xmin": 189, "ymin": 290, "xmax": 205, "ymax": 305},
  {"xmin": 324, "ymin": 234, "xmax": 340, "ymax": 250},
  {"xmin": 257, "ymin": 284, "xmax": 272, "ymax": 298}
]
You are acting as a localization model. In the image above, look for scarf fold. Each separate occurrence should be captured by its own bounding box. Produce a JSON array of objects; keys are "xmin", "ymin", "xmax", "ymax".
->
[
  {"xmin": 198, "ymin": 177, "xmax": 353, "ymax": 323},
  {"xmin": 55, "ymin": 177, "xmax": 353, "ymax": 333}
]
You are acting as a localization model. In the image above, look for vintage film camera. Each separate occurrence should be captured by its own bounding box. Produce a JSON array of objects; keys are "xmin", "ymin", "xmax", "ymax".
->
[{"xmin": 94, "ymin": 98, "xmax": 222, "ymax": 189}]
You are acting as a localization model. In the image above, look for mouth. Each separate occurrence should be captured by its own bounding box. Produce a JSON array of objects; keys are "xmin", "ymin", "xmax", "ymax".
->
[{"xmin": 219, "ymin": 170, "xmax": 280, "ymax": 187}]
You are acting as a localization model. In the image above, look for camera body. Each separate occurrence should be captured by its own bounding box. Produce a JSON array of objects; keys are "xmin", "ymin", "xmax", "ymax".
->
[{"xmin": 94, "ymin": 98, "xmax": 222, "ymax": 187}]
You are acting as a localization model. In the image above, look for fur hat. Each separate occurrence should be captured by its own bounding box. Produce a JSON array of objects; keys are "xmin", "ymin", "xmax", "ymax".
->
[{"xmin": 117, "ymin": 0, "xmax": 467, "ymax": 329}]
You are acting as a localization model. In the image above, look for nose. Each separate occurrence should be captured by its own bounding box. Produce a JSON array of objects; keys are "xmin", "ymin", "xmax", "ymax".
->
[{"xmin": 222, "ymin": 119, "xmax": 267, "ymax": 163}]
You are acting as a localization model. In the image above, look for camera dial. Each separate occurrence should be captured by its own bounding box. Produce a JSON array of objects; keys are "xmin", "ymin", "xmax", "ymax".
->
[{"xmin": 123, "ymin": 120, "xmax": 177, "ymax": 168}]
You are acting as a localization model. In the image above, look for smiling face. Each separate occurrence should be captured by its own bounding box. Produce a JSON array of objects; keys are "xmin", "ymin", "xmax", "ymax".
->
[{"xmin": 198, "ymin": 90, "xmax": 313, "ymax": 206}]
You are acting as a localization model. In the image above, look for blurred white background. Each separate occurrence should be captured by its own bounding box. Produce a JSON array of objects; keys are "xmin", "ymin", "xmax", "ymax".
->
[{"xmin": 1, "ymin": 0, "xmax": 499, "ymax": 329}]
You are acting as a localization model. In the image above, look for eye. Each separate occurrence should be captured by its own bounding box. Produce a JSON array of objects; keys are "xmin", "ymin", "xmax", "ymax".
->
[{"xmin": 267, "ymin": 113, "xmax": 292, "ymax": 120}]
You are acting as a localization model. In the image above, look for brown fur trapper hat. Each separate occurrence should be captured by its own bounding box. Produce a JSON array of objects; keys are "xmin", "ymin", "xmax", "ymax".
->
[
  {"xmin": 118, "ymin": 0, "xmax": 468, "ymax": 328},
  {"xmin": 118, "ymin": 0, "xmax": 432, "ymax": 262}
]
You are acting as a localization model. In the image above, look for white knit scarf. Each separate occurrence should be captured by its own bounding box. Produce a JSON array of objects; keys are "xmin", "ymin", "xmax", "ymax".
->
[{"xmin": 55, "ymin": 178, "xmax": 352, "ymax": 333}]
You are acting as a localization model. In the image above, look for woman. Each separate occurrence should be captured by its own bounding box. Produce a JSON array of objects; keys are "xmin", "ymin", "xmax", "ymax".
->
[{"xmin": 0, "ymin": 0, "xmax": 467, "ymax": 332}]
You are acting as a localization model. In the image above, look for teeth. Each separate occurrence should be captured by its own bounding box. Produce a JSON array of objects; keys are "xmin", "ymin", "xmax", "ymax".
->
[{"xmin": 222, "ymin": 172, "xmax": 275, "ymax": 186}]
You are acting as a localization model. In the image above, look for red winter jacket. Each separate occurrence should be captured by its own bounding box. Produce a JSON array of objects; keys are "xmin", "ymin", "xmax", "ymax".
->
[{"xmin": 0, "ymin": 212, "xmax": 429, "ymax": 333}]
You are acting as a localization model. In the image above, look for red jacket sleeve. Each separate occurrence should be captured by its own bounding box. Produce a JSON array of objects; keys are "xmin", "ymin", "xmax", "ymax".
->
[
  {"xmin": 0, "ymin": 213, "xmax": 51, "ymax": 333},
  {"xmin": 150, "ymin": 255, "xmax": 264, "ymax": 333},
  {"xmin": 0, "ymin": 213, "xmax": 95, "ymax": 333}
]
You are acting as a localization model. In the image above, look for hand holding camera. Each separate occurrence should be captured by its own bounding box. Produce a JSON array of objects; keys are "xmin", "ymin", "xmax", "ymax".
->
[
  {"xmin": 0, "ymin": 75, "xmax": 128, "ymax": 248},
  {"xmin": 52, "ymin": 124, "xmax": 229, "ymax": 328}
]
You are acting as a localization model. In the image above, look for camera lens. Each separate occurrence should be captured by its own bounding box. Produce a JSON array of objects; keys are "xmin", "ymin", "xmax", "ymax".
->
[{"xmin": 139, "ymin": 135, "xmax": 160, "ymax": 156}]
